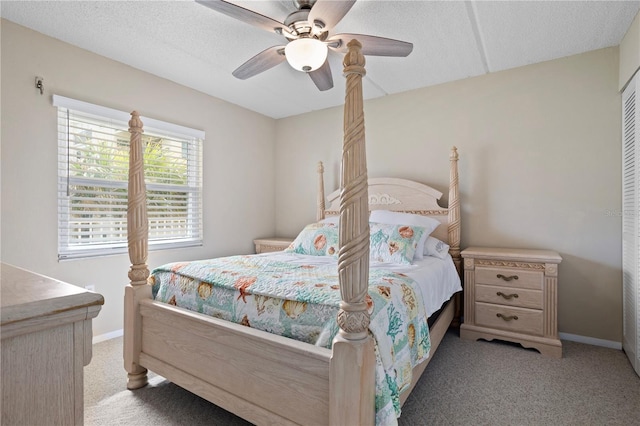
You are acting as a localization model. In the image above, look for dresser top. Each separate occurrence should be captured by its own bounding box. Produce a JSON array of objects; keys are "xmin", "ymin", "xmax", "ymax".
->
[
  {"xmin": 461, "ymin": 247, "xmax": 562, "ymax": 263},
  {"xmin": 1, "ymin": 263, "xmax": 104, "ymax": 325}
]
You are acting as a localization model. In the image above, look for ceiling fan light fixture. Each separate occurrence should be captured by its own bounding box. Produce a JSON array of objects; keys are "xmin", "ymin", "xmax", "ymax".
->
[{"xmin": 285, "ymin": 38, "xmax": 328, "ymax": 72}]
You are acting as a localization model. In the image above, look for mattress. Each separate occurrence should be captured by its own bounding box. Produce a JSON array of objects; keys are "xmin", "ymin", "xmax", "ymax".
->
[{"xmin": 260, "ymin": 251, "xmax": 462, "ymax": 317}]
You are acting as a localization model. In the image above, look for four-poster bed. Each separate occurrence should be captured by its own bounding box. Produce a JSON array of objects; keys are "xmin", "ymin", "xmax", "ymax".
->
[{"xmin": 124, "ymin": 40, "xmax": 462, "ymax": 425}]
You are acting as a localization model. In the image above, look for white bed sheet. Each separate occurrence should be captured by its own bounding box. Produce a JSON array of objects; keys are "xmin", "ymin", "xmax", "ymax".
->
[{"xmin": 258, "ymin": 251, "xmax": 462, "ymax": 318}]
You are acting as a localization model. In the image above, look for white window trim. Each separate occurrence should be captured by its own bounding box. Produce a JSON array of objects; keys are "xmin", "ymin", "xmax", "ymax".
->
[
  {"xmin": 55, "ymin": 95, "xmax": 204, "ymax": 260},
  {"xmin": 52, "ymin": 95, "xmax": 205, "ymax": 140}
]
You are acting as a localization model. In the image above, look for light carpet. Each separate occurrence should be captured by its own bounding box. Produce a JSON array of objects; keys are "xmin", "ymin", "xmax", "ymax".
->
[{"xmin": 85, "ymin": 331, "xmax": 640, "ymax": 425}]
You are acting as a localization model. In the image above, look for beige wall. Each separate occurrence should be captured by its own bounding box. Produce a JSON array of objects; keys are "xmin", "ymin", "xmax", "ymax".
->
[
  {"xmin": 0, "ymin": 20, "xmax": 277, "ymax": 336},
  {"xmin": 0, "ymin": 18, "xmax": 625, "ymax": 343},
  {"xmin": 275, "ymin": 47, "xmax": 623, "ymax": 342},
  {"xmin": 620, "ymin": 10, "xmax": 640, "ymax": 90}
]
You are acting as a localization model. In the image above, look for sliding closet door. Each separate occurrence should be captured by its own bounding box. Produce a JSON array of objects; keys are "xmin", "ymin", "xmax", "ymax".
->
[{"xmin": 622, "ymin": 73, "xmax": 640, "ymax": 377}]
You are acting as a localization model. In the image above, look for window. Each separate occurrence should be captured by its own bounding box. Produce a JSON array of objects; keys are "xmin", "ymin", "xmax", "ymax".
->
[{"xmin": 54, "ymin": 96, "xmax": 203, "ymax": 260}]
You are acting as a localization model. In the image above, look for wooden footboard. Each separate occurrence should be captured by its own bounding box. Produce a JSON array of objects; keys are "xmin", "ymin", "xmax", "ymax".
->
[
  {"xmin": 139, "ymin": 300, "xmax": 331, "ymax": 425},
  {"xmin": 134, "ymin": 297, "xmax": 454, "ymax": 425}
]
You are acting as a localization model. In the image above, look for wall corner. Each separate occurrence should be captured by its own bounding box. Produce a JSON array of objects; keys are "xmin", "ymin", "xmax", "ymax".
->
[{"xmin": 620, "ymin": 10, "xmax": 640, "ymax": 91}]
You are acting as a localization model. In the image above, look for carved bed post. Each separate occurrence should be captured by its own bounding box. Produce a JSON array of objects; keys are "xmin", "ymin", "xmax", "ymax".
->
[
  {"xmin": 448, "ymin": 146, "xmax": 461, "ymax": 272},
  {"xmin": 317, "ymin": 161, "xmax": 325, "ymax": 222},
  {"xmin": 448, "ymin": 146, "xmax": 462, "ymax": 325},
  {"xmin": 329, "ymin": 39, "xmax": 375, "ymax": 426},
  {"xmin": 123, "ymin": 111, "xmax": 151, "ymax": 390}
]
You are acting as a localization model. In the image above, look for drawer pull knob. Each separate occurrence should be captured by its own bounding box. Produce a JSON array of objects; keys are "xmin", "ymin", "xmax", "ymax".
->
[
  {"xmin": 496, "ymin": 313, "xmax": 518, "ymax": 321},
  {"xmin": 496, "ymin": 291, "xmax": 519, "ymax": 300},
  {"xmin": 497, "ymin": 273, "xmax": 519, "ymax": 282}
]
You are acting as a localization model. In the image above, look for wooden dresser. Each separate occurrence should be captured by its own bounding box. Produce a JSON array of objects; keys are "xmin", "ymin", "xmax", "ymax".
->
[
  {"xmin": 460, "ymin": 247, "xmax": 562, "ymax": 358},
  {"xmin": 1, "ymin": 263, "xmax": 104, "ymax": 425},
  {"xmin": 253, "ymin": 237, "xmax": 294, "ymax": 254}
]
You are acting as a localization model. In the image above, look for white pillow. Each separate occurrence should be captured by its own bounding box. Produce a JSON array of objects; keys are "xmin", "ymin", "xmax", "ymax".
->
[
  {"xmin": 423, "ymin": 236, "xmax": 449, "ymax": 259},
  {"xmin": 319, "ymin": 215, "xmax": 339, "ymax": 224},
  {"xmin": 369, "ymin": 210, "xmax": 440, "ymax": 260}
]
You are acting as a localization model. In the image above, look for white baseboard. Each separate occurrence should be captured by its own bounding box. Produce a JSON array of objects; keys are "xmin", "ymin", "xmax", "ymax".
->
[
  {"xmin": 559, "ymin": 332, "xmax": 622, "ymax": 350},
  {"xmin": 93, "ymin": 329, "xmax": 123, "ymax": 344}
]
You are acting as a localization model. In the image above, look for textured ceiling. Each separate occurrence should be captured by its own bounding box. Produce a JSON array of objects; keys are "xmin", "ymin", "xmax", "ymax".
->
[{"xmin": 2, "ymin": 0, "xmax": 639, "ymax": 119}]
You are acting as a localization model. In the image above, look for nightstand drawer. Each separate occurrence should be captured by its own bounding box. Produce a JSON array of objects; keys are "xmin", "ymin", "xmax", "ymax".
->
[
  {"xmin": 475, "ymin": 302, "xmax": 543, "ymax": 336},
  {"xmin": 475, "ymin": 284, "xmax": 543, "ymax": 309},
  {"xmin": 475, "ymin": 267, "xmax": 543, "ymax": 290}
]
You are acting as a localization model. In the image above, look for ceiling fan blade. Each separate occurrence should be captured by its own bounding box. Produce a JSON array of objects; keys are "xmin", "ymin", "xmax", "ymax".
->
[
  {"xmin": 308, "ymin": 60, "xmax": 333, "ymax": 91},
  {"xmin": 308, "ymin": 0, "xmax": 356, "ymax": 31},
  {"xmin": 196, "ymin": 0, "xmax": 289, "ymax": 35},
  {"xmin": 232, "ymin": 46, "xmax": 287, "ymax": 80},
  {"xmin": 328, "ymin": 33, "xmax": 413, "ymax": 57}
]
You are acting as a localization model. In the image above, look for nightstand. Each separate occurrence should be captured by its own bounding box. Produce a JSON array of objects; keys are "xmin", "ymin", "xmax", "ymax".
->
[
  {"xmin": 460, "ymin": 247, "xmax": 562, "ymax": 358},
  {"xmin": 253, "ymin": 237, "xmax": 294, "ymax": 254}
]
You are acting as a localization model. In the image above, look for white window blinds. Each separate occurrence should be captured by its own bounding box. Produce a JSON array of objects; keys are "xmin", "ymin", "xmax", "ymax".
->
[{"xmin": 54, "ymin": 95, "xmax": 203, "ymax": 260}]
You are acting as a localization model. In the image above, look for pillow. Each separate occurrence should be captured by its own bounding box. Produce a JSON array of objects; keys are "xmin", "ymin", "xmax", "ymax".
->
[
  {"xmin": 319, "ymin": 215, "xmax": 339, "ymax": 225},
  {"xmin": 423, "ymin": 236, "xmax": 450, "ymax": 259},
  {"xmin": 284, "ymin": 222, "xmax": 339, "ymax": 257},
  {"xmin": 369, "ymin": 210, "xmax": 440, "ymax": 260},
  {"xmin": 369, "ymin": 222, "xmax": 427, "ymax": 265}
]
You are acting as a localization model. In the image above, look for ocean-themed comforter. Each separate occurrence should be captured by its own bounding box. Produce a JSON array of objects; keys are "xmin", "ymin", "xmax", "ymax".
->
[{"xmin": 150, "ymin": 254, "xmax": 432, "ymax": 425}]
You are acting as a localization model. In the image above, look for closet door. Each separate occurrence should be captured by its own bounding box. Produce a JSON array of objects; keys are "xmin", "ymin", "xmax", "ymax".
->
[{"xmin": 622, "ymin": 73, "xmax": 640, "ymax": 377}]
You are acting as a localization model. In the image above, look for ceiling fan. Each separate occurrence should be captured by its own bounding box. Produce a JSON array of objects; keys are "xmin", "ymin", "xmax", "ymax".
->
[{"xmin": 196, "ymin": 0, "xmax": 413, "ymax": 91}]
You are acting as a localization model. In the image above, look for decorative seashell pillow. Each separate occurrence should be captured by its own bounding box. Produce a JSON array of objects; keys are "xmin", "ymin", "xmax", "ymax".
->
[
  {"xmin": 285, "ymin": 222, "xmax": 340, "ymax": 257},
  {"xmin": 369, "ymin": 222, "xmax": 427, "ymax": 265},
  {"xmin": 369, "ymin": 210, "xmax": 441, "ymax": 261}
]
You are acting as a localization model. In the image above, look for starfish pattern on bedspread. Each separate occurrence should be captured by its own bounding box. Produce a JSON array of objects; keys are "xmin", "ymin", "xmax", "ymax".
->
[{"xmin": 150, "ymin": 255, "xmax": 431, "ymax": 424}]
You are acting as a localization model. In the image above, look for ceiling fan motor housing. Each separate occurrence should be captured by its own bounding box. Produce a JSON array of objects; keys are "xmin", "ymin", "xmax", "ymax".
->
[
  {"xmin": 284, "ymin": 9, "xmax": 325, "ymax": 40},
  {"xmin": 293, "ymin": 0, "xmax": 317, "ymax": 10}
]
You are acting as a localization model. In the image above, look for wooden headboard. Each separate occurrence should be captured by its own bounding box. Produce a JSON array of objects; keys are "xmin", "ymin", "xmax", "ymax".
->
[{"xmin": 316, "ymin": 146, "xmax": 461, "ymax": 274}]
